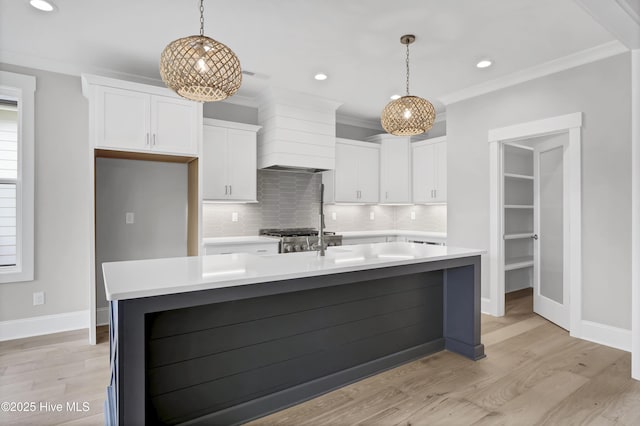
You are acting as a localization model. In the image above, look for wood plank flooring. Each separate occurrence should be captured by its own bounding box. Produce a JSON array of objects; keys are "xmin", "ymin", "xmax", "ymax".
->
[{"xmin": 0, "ymin": 289, "xmax": 638, "ymax": 425}]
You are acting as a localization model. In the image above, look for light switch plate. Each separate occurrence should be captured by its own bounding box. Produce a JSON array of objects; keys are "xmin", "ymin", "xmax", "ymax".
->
[
  {"xmin": 369, "ymin": 211, "xmax": 375, "ymax": 220},
  {"xmin": 232, "ymin": 212, "xmax": 239, "ymax": 222},
  {"xmin": 126, "ymin": 212, "xmax": 135, "ymax": 224},
  {"xmin": 411, "ymin": 211, "xmax": 416, "ymax": 220},
  {"xmin": 331, "ymin": 212, "xmax": 337, "ymax": 221},
  {"xmin": 33, "ymin": 291, "xmax": 45, "ymax": 306}
]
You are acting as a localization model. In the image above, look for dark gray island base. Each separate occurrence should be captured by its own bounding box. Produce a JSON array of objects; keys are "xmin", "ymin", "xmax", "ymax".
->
[{"xmin": 105, "ymin": 255, "xmax": 484, "ymax": 425}]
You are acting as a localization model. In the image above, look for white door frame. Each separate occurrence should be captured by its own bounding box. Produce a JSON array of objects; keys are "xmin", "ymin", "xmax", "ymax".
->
[
  {"xmin": 631, "ymin": 49, "xmax": 639, "ymax": 381},
  {"xmin": 488, "ymin": 112, "xmax": 582, "ymax": 338}
]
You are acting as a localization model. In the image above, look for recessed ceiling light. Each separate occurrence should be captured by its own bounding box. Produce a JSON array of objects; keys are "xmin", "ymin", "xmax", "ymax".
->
[
  {"xmin": 29, "ymin": 0, "xmax": 55, "ymax": 11},
  {"xmin": 390, "ymin": 94, "xmax": 401, "ymax": 100},
  {"xmin": 314, "ymin": 73, "xmax": 328, "ymax": 81},
  {"xmin": 476, "ymin": 59, "xmax": 492, "ymax": 69}
]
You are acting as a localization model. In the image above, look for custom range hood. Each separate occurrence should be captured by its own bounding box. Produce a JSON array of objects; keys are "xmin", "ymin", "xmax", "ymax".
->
[{"xmin": 257, "ymin": 88, "xmax": 342, "ymax": 173}]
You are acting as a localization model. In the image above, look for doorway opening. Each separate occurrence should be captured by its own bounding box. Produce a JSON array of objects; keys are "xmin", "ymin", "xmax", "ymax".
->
[{"xmin": 488, "ymin": 112, "xmax": 582, "ymax": 336}]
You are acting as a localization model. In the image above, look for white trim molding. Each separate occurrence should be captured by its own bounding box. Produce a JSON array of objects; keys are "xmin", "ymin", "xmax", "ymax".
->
[
  {"xmin": 574, "ymin": 0, "xmax": 640, "ymax": 50},
  {"xmin": 0, "ymin": 310, "xmax": 90, "ymax": 342},
  {"xmin": 96, "ymin": 307, "xmax": 110, "ymax": 327},
  {"xmin": 488, "ymin": 113, "xmax": 582, "ymax": 339},
  {"xmin": 580, "ymin": 320, "xmax": 632, "ymax": 352},
  {"xmin": 632, "ymin": 49, "xmax": 640, "ymax": 380},
  {"xmin": 439, "ymin": 41, "xmax": 628, "ymax": 105}
]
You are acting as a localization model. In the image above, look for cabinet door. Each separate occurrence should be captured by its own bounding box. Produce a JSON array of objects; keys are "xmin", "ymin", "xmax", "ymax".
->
[
  {"xmin": 357, "ymin": 144, "xmax": 380, "ymax": 203},
  {"xmin": 334, "ymin": 143, "xmax": 360, "ymax": 202},
  {"xmin": 433, "ymin": 142, "xmax": 447, "ymax": 202},
  {"xmin": 95, "ymin": 86, "xmax": 150, "ymax": 151},
  {"xmin": 150, "ymin": 95, "xmax": 198, "ymax": 155},
  {"xmin": 380, "ymin": 139, "xmax": 411, "ymax": 203},
  {"xmin": 226, "ymin": 129, "xmax": 257, "ymax": 201},
  {"xmin": 412, "ymin": 144, "xmax": 435, "ymax": 203},
  {"xmin": 202, "ymin": 126, "xmax": 229, "ymax": 200}
]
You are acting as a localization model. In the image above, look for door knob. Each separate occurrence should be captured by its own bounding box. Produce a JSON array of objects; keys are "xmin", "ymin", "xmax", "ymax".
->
[{"xmin": 531, "ymin": 234, "xmax": 539, "ymax": 240}]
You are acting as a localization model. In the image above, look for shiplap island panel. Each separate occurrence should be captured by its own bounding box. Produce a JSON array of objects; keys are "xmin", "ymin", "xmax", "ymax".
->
[{"xmin": 103, "ymin": 242, "xmax": 485, "ymax": 425}]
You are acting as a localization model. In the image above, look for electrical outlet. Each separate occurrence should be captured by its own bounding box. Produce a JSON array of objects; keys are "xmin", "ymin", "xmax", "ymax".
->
[
  {"xmin": 331, "ymin": 212, "xmax": 337, "ymax": 221},
  {"xmin": 33, "ymin": 291, "xmax": 45, "ymax": 306},
  {"xmin": 369, "ymin": 211, "xmax": 375, "ymax": 220},
  {"xmin": 231, "ymin": 212, "xmax": 239, "ymax": 222},
  {"xmin": 125, "ymin": 212, "xmax": 135, "ymax": 224},
  {"xmin": 411, "ymin": 211, "xmax": 416, "ymax": 220}
]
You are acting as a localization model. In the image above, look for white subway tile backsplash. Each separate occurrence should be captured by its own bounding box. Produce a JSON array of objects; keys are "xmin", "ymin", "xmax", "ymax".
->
[{"xmin": 202, "ymin": 170, "xmax": 446, "ymax": 237}]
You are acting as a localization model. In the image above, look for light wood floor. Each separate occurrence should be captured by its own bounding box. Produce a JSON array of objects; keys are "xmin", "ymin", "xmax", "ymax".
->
[{"xmin": 1, "ymin": 290, "xmax": 639, "ymax": 425}]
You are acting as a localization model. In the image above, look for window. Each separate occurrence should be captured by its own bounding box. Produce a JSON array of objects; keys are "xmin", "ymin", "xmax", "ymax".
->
[
  {"xmin": 0, "ymin": 100, "xmax": 18, "ymax": 266},
  {"xmin": 0, "ymin": 71, "xmax": 35, "ymax": 283}
]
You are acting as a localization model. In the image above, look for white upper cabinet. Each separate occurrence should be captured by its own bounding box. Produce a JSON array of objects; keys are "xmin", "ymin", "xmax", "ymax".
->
[
  {"xmin": 324, "ymin": 138, "xmax": 380, "ymax": 203},
  {"xmin": 412, "ymin": 137, "xmax": 447, "ymax": 203},
  {"xmin": 369, "ymin": 135, "xmax": 412, "ymax": 204},
  {"xmin": 202, "ymin": 119, "xmax": 261, "ymax": 202},
  {"xmin": 83, "ymin": 75, "xmax": 201, "ymax": 157},
  {"xmin": 150, "ymin": 95, "xmax": 199, "ymax": 155}
]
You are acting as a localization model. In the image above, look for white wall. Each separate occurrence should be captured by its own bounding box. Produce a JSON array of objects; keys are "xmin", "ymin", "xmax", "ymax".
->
[
  {"xmin": 95, "ymin": 158, "xmax": 188, "ymax": 309},
  {"xmin": 448, "ymin": 53, "xmax": 632, "ymax": 329},
  {"xmin": 0, "ymin": 64, "xmax": 90, "ymax": 322}
]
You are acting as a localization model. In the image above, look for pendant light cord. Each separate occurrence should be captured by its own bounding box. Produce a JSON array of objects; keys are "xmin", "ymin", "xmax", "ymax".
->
[
  {"xmin": 405, "ymin": 43, "xmax": 411, "ymax": 96},
  {"xmin": 199, "ymin": 0, "xmax": 205, "ymax": 36}
]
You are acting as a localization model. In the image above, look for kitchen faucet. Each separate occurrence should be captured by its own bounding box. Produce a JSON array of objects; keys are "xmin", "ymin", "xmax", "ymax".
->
[{"xmin": 318, "ymin": 183, "xmax": 326, "ymax": 256}]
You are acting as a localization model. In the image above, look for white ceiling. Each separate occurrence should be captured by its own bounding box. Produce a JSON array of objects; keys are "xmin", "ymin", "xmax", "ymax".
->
[{"xmin": 0, "ymin": 0, "xmax": 618, "ymax": 125}]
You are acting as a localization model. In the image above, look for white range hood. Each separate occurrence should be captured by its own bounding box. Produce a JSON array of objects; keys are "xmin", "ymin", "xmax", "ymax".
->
[{"xmin": 257, "ymin": 88, "xmax": 342, "ymax": 173}]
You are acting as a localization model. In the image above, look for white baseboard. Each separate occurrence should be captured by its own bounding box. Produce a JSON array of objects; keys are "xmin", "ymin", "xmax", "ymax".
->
[
  {"xmin": 481, "ymin": 297, "xmax": 494, "ymax": 316},
  {"xmin": 579, "ymin": 320, "xmax": 631, "ymax": 352},
  {"xmin": 0, "ymin": 310, "xmax": 90, "ymax": 342},
  {"xmin": 96, "ymin": 307, "xmax": 110, "ymax": 326}
]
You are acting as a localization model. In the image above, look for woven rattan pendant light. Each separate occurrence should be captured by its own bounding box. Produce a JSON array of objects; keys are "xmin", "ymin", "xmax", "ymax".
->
[
  {"xmin": 381, "ymin": 35, "xmax": 435, "ymax": 136},
  {"xmin": 160, "ymin": 0, "xmax": 241, "ymax": 102}
]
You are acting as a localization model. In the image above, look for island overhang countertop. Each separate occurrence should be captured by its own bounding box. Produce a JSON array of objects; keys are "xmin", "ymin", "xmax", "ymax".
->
[{"xmin": 102, "ymin": 242, "xmax": 485, "ymax": 301}]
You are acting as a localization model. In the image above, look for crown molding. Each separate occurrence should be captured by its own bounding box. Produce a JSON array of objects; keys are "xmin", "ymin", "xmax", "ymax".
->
[
  {"xmin": 438, "ymin": 40, "xmax": 629, "ymax": 106},
  {"xmin": 574, "ymin": 0, "xmax": 640, "ymax": 49},
  {"xmin": 434, "ymin": 110, "xmax": 447, "ymax": 123}
]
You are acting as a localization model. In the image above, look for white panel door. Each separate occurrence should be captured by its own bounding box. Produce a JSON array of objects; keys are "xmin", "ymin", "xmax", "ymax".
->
[
  {"xmin": 96, "ymin": 86, "xmax": 149, "ymax": 151},
  {"xmin": 357, "ymin": 144, "xmax": 380, "ymax": 203},
  {"xmin": 202, "ymin": 126, "xmax": 229, "ymax": 200},
  {"xmin": 226, "ymin": 129, "xmax": 257, "ymax": 201},
  {"xmin": 151, "ymin": 95, "xmax": 198, "ymax": 155},
  {"xmin": 534, "ymin": 136, "xmax": 570, "ymax": 330},
  {"xmin": 334, "ymin": 143, "xmax": 360, "ymax": 202}
]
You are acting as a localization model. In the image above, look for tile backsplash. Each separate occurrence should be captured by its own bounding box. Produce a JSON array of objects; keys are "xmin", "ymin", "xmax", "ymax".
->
[{"xmin": 203, "ymin": 170, "xmax": 446, "ymax": 237}]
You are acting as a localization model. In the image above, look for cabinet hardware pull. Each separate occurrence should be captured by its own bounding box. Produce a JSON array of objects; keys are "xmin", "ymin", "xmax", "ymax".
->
[
  {"xmin": 531, "ymin": 234, "xmax": 539, "ymax": 240},
  {"xmin": 385, "ymin": 191, "xmax": 388, "ymax": 199},
  {"xmin": 229, "ymin": 185, "xmax": 232, "ymax": 195},
  {"xmin": 152, "ymin": 134, "xmax": 156, "ymax": 146},
  {"xmin": 146, "ymin": 133, "xmax": 149, "ymax": 145},
  {"xmin": 434, "ymin": 189, "xmax": 437, "ymax": 198},
  {"xmin": 225, "ymin": 185, "xmax": 228, "ymax": 195}
]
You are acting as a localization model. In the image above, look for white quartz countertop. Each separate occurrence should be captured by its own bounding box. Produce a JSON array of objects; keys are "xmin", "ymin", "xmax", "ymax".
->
[
  {"xmin": 340, "ymin": 230, "xmax": 447, "ymax": 240},
  {"xmin": 202, "ymin": 236, "xmax": 280, "ymax": 245},
  {"xmin": 103, "ymin": 242, "xmax": 483, "ymax": 301}
]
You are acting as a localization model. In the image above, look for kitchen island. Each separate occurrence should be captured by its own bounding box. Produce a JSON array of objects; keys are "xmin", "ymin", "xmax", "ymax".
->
[{"xmin": 103, "ymin": 242, "xmax": 485, "ymax": 425}]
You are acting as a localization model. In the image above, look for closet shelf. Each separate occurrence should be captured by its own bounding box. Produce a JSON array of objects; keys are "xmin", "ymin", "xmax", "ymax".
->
[
  {"xmin": 505, "ymin": 256, "xmax": 534, "ymax": 271},
  {"xmin": 504, "ymin": 172, "xmax": 534, "ymax": 180},
  {"xmin": 504, "ymin": 204, "xmax": 534, "ymax": 209}
]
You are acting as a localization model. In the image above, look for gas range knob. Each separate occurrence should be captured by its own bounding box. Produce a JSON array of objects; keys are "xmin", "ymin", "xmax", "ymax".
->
[
  {"xmin": 293, "ymin": 244, "xmax": 302, "ymax": 252},
  {"xmin": 283, "ymin": 245, "xmax": 293, "ymax": 253}
]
